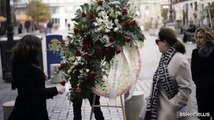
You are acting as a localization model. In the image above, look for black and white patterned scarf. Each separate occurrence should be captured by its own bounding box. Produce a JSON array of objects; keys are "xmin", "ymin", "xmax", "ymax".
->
[{"xmin": 145, "ymin": 47, "xmax": 178, "ymax": 120}]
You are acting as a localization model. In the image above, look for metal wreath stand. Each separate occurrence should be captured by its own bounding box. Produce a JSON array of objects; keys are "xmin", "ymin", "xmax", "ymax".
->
[{"xmin": 89, "ymin": 94, "xmax": 126, "ymax": 120}]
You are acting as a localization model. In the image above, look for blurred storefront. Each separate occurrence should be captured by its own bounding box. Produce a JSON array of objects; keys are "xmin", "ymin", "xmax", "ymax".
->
[
  {"xmin": 172, "ymin": 0, "xmax": 214, "ymax": 27},
  {"xmin": 13, "ymin": 0, "xmax": 165, "ymax": 31}
]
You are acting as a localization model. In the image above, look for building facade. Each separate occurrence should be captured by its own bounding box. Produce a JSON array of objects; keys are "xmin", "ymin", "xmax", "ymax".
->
[
  {"xmin": 13, "ymin": 0, "xmax": 166, "ymax": 30},
  {"xmin": 172, "ymin": 0, "xmax": 214, "ymax": 27},
  {"xmin": 0, "ymin": 0, "xmax": 172, "ymax": 31}
]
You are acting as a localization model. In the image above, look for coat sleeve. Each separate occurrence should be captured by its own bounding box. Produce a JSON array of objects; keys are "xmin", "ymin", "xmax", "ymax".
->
[
  {"xmin": 169, "ymin": 58, "xmax": 193, "ymax": 110},
  {"xmin": 191, "ymin": 49, "xmax": 198, "ymax": 84},
  {"xmin": 16, "ymin": 77, "xmax": 58, "ymax": 99},
  {"xmin": 13, "ymin": 65, "xmax": 58, "ymax": 99}
]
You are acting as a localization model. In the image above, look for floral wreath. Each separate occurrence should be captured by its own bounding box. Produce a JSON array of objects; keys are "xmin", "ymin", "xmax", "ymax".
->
[{"xmin": 59, "ymin": 0, "xmax": 145, "ymax": 100}]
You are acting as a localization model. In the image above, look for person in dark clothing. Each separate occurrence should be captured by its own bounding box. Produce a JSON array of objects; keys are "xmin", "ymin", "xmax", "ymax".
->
[
  {"xmin": 8, "ymin": 35, "xmax": 65, "ymax": 120},
  {"xmin": 0, "ymin": 22, "xmax": 6, "ymax": 36},
  {"xmin": 24, "ymin": 21, "xmax": 30, "ymax": 32},
  {"xmin": 191, "ymin": 26, "xmax": 214, "ymax": 120},
  {"xmin": 187, "ymin": 24, "xmax": 197, "ymax": 33},
  {"xmin": 18, "ymin": 23, "xmax": 23, "ymax": 34},
  {"xmin": 72, "ymin": 93, "xmax": 104, "ymax": 120},
  {"xmin": 183, "ymin": 24, "xmax": 197, "ymax": 43},
  {"xmin": 47, "ymin": 21, "xmax": 53, "ymax": 33}
]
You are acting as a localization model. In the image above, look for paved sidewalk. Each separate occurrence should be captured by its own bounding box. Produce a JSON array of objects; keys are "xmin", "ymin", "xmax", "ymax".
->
[
  {"xmin": 0, "ymin": 80, "xmax": 125, "ymax": 120},
  {"xmin": 46, "ymin": 81, "xmax": 125, "ymax": 120},
  {"xmin": 0, "ymin": 81, "xmax": 17, "ymax": 120}
]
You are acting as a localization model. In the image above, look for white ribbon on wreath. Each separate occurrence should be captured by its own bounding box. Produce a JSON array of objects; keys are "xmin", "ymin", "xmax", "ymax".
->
[{"xmin": 93, "ymin": 44, "xmax": 143, "ymax": 100}]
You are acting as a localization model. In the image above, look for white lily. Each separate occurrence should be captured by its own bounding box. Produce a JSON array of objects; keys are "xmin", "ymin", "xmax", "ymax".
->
[
  {"xmin": 86, "ymin": 69, "xmax": 90, "ymax": 73},
  {"xmin": 73, "ymin": 61, "xmax": 79, "ymax": 65},
  {"xmin": 113, "ymin": 27, "xmax": 119, "ymax": 32},
  {"xmin": 109, "ymin": 1, "xmax": 120, "ymax": 5},
  {"xmin": 105, "ymin": 28, "xmax": 110, "ymax": 33},
  {"xmin": 105, "ymin": 20, "xmax": 113, "ymax": 29},
  {"xmin": 102, "ymin": 15, "xmax": 109, "ymax": 21},
  {"xmin": 115, "ymin": 11, "xmax": 122, "ymax": 16},
  {"xmin": 103, "ymin": 35, "xmax": 109, "ymax": 41},
  {"xmin": 97, "ymin": 26, "xmax": 103, "ymax": 31},
  {"xmin": 98, "ymin": 11, "xmax": 107, "ymax": 17},
  {"xmin": 94, "ymin": 17, "xmax": 103, "ymax": 26},
  {"xmin": 96, "ymin": 6, "xmax": 102, "ymax": 11}
]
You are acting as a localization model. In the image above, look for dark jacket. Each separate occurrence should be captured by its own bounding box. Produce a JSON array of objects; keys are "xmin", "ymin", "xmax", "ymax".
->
[
  {"xmin": 8, "ymin": 59, "xmax": 58, "ymax": 120},
  {"xmin": 191, "ymin": 48, "xmax": 214, "ymax": 92}
]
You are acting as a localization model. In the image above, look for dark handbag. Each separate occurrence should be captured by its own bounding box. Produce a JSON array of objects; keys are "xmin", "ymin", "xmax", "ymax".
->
[{"xmin": 144, "ymin": 110, "xmax": 151, "ymax": 120}]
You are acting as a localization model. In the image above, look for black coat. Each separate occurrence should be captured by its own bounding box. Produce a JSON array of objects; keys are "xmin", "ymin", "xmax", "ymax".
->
[
  {"xmin": 191, "ymin": 48, "xmax": 214, "ymax": 92},
  {"xmin": 8, "ymin": 60, "xmax": 58, "ymax": 120},
  {"xmin": 191, "ymin": 45, "xmax": 214, "ymax": 118}
]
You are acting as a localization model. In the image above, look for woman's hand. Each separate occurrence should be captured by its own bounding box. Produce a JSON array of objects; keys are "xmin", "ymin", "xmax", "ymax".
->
[{"xmin": 56, "ymin": 85, "xmax": 65, "ymax": 94}]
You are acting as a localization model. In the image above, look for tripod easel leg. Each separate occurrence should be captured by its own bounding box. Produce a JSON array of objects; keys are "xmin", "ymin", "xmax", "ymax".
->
[
  {"xmin": 120, "ymin": 95, "xmax": 126, "ymax": 120},
  {"xmin": 90, "ymin": 95, "xmax": 127, "ymax": 120},
  {"xmin": 90, "ymin": 94, "xmax": 96, "ymax": 120}
]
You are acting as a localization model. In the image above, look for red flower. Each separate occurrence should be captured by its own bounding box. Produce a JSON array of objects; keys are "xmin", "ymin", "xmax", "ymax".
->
[
  {"xmin": 98, "ymin": 0, "xmax": 103, "ymax": 6},
  {"xmin": 124, "ymin": 36, "xmax": 132, "ymax": 42},
  {"xmin": 115, "ymin": 48, "xmax": 121, "ymax": 54},
  {"xmin": 75, "ymin": 87, "xmax": 81, "ymax": 94},
  {"xmin": 73, "ymin": 28, "xmax": 79, "ymax": 34},
  {"xmin": 130, "ymin": 20, "xmax": 137, "ymax": 27},
  {"xmin": 83, "ymin": 53, "xmax": 90, "ymax": 60},
  {"xmin": 75, "ymin": 50, "xmax": 81, "ymax": 56},
  {"xmin": 96, "ymin": 48, "xmax": 103, "ymax": 56},
  {"xmin": 83, "ymin": 36, "xmax": 93, "ymax": 47},
  {"xmin": 109, "ymin": 36, "xmax": 115, "ymax": 43},
  {"xmin": 88, "ymin": 71, "xmax": 96, "ymax": 79},
  {"xmin": 81, "ymin": 12, "xmax": 87, "ymax": 17},
  {"xmin": 89, "ymin": 12, "xmax": 96, "ymax": 19},
  {"xmin": 122, "ymin": 8, "xmax": 128, "ymax": 15},
  {"xmin": 106, "ymin": 47, "xmax": 111, "ymax": 56},
  {"xmin": 82, "ymin": 43, "xmax": 90, "ymax": 50},
  {"xmin": 122, "ymin": 20, "xmax": 129, "ymax": 28},
  {"xmin": 60, "ymin": 81, "xmax": 66, "ymax": 86},
  {"xmin": 83, "ymin": 77, "xmax": 89, "ymax": 82},
  {"xmin": 58, "ymin": 63, "xmax": 65, "ymax": 70}
]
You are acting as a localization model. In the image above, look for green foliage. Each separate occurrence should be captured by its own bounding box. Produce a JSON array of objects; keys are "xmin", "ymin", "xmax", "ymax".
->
[
  {"xmin": 161, "ymin": 8, "xmax": 168, "ymax": 23},
  {"xmin": 26, "ymin": 0, "xmax": 50, "ymax": 22}
]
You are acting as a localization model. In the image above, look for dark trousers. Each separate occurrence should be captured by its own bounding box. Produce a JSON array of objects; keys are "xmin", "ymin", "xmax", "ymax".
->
[
  {"xmin": 73, "ymin": 93, "xmax": 104, "ymax": 120},
  {"xmin": 196, "ymin": 90, "xmax": 214, "ymax": 120}
]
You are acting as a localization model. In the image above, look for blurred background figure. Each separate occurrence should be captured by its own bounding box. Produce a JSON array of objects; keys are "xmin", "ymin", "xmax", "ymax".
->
[
  {"xmin": 18, "ymin": 23, "xmax": 23, "ymax": 34},
  {"xmin": 47, "ymin": 20, "xmax": 53, "ymax": 34}
]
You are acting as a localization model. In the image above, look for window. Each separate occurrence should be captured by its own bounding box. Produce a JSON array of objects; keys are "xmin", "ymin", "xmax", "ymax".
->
[
  {"xmin": 52, "ymin": 18, "xmax": 60, "ymax": 25},
  {"xmin": 194, "ymin": 2, "xmax": 197, "ymax": 11}
]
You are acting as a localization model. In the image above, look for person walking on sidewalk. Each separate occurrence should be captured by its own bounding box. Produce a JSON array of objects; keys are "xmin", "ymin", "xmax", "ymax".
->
[
  {"xmin": 8, "ymin": 35, "xmax": 65, "ymax": 120},
  {"xmin": 191, "ymin": 26, "xmax": 214, "ymax": 120},
  {"xmin": 47, "ymin": 20, "xmax": 53, "ymax": 34},
  {"xmin": 143, "ymin": 28, "xmax": 195, "ymax": 120}
]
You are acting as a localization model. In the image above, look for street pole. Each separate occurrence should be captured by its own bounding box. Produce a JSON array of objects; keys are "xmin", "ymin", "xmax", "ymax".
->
[
  {"xmin": 4, "ymin": 0, "xmax": 14, "ymax": 82},
  {"xmin": 168, "ymin": 0, "xmax": 174, "ymax": 23}
]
